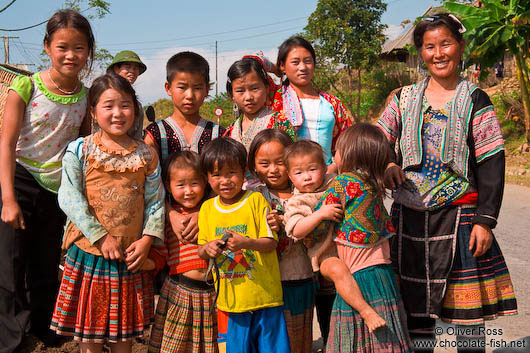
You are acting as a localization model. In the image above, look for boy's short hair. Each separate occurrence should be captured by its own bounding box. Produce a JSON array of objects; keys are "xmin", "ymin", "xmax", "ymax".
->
[
  {"xmin": 201, "ymin": 137, "xmax": 247, "ymax": 174},
  {"xmin": 166, "ymin": 51, "xmax": 210, "ymax": 85},
  {"xmin": 284, "ymin": 140, "xmax": 326, "ymax": 170}
]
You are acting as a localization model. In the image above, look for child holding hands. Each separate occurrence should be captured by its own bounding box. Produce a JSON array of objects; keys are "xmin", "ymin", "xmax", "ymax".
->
[
  {"xmin": 148, "ymin": 151, "xmax": 218, "ymax": 353},
  {"xmin": 50, "ymin": 74, "xmax": 164, "ymax": 352},
  {"xmin": 145, "ymin": 51, "xmax": 225, "ymax": 256},
  {"xmin": 247, "ymin": 129, "xmax": 314, "ymax": 353},
  {"xmin": 198, "ymin": 137, "xmax": 290, "ymax": 353}
]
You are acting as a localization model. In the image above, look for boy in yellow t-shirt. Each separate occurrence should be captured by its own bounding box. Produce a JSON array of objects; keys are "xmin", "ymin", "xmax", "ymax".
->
[{"xmin": 198, "ymin": 137, "xmax": 290, "ymax": 353}]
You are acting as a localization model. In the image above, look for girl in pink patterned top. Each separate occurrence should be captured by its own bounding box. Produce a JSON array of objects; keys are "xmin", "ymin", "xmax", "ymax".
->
[{"xmin": 224, "ymin": 57, "xmax": 295, "ymax": 151}]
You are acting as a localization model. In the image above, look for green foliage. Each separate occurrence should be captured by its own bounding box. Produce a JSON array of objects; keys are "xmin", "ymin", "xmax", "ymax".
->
[
  {"xmin": 305, "ymin": 0, "xmax": 387, "ymax": 71},
  {"xmin": 491, "ymin": 91, "xmax": 526, "ymax": 148},
  {"xmin": 445, "ymin": 0, "xmax": 530, "ymax": 72},
  {"xmin": 445, "ymin": 0, "xmax": 530, "ymax": 142},
  {"xmin": 92, "ymin": 48, "xmax": 113, "ymax": 71},
  {"xmin": 200, "ymin": 93, "xmax": 235, "ymax": 127},
  {"xmin": 314, "ymin": 62, "xmax": 413, "ymax": 121},
  {"xmin": 304, "ymin": 0, "xmax": 387, "ymax": 120},
  {"xmin": 64, "ymin": 0, "xmax": 111, "ymax": 19},
  {"xmin": 147, "ymin": 98, "xmax": 174, "ymax": 121},
  {"xmin": 147, "ymin": 93, "xmax": 235, "ymax": 128},
  {"xmin": 366, "ymin": 63, "xmax": 414, "ymax": 111}
]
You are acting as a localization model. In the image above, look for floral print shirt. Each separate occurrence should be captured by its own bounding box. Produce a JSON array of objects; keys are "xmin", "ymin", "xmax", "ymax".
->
[{"xmin": 315, "ymin": 172, "xmax": 394, "ymax": 248}]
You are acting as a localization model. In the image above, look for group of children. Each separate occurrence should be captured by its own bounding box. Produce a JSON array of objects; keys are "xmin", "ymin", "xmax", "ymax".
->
[{"xmin": 0, "ymin": 9, "xmax": 414, "ymax": 353}]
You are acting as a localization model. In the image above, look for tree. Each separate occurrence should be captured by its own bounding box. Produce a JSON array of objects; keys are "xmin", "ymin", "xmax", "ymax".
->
[
  {"xmin": 445, "ymin": 0, "xmax": 530, "ymax": 143},
  {"xmin": 200, "ymin": 93, "xmax": 235, "ymax": 127},
  {"xmin": 148, "ymin": 93, "xmax": 234, "ymax": 128},
  {"xmin": 304, "ymin": 0, "xmax": 387, "ymax": 121},
  {"xmin": 64, "ymin": 0, "xmax": 110, "ymax": 19}
]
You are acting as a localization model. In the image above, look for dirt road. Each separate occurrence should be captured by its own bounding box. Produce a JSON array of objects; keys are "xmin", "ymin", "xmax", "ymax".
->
[
  {"xmin": 20, "ymin": 185, "xmax": 530, "ymax": 353},
  {"xmin": 312, "ymin": 184, "xmax": 530, "ymax": 353}
]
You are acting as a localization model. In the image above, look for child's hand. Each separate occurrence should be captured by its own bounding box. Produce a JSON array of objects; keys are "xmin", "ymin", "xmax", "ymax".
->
[
  {"xmin": 1, "ymin": 199, "xmax": 25, "ymax": 230},
  {"xmin": 182, "ymin": 212, "xmax": 199, "ymax": 243},
  {"xmin": 168, "ymin": 208, "xmax": 199, "ymax": 244},
  {"xmin": 125, "ymin": 235, "xmax": 154, "ymax": 272},
  {"xmin": 316, "ymin": 204, "xmax": 343, "ymax": 223},
  {"xmin": 97, "ymin": 234, "xmax": 124, "ymax": 261},
  {"xmin": 384, "ymin": 162, "xmax": 406, "ymax": 190},
  {"xmin": 225, "ymin": 230, "xmax": 249, "ymax": 252},
  {"xmin": 267, "ymin": 210, "xmax": 282, "ymax": 232},
  {"xmin": 202, "ymin": 239, "xmax": 225, "ymax": 258},
  {"xmin": 140, "ymin": 258, "xmax": 156, "ymax": 271}
]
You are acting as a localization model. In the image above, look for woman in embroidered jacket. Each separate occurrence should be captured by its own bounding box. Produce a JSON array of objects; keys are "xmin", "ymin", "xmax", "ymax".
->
[{"xmin": 377, "ymin": 14, "xmax": 517, "ymax": 353}]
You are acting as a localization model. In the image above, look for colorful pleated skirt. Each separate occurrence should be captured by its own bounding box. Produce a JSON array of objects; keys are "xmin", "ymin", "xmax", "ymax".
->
[
  {"xmin": 391, "ymin": 204, "xmax": 518, "ymax": 325},
  {"xmin": 326, "ymin": 264, "xmax": 412, "ymax": 353},
  {"xmin": 282, "ymin": 278, "xmax": 316, "ymax": 353},
  {"xmin": 148, "ymin": 275, "xmax": 218, "ymax": 353},
  {"xmin": 50, "ymin": 245, "xmax": 154, "ymax": 343}
]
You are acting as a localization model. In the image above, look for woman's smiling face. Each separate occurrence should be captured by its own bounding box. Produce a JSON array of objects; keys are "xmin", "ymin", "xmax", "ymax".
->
[{"xmin": 420, "ymin": 25, "xmax": 465, "ymax": 82}]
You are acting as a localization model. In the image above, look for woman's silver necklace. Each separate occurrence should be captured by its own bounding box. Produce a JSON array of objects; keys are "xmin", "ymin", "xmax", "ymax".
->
[{"xmin": 47, "ymin": 69, "xmax": 79, "ymax": 95}]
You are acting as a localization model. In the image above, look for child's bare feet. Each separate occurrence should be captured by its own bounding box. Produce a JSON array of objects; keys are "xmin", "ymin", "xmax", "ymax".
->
[
  {"xmin": 141, "ymin": 258, "xmax": 155, "ymax": 271},
  {"xmin": 360, "ymin": 308, "xmax": 386, "ymax": 333}
]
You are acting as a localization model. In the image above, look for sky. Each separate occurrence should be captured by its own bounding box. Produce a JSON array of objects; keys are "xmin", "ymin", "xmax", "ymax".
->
[{"xmin": 0, "ymin": 0, "xmax": 442, "ymax": 104}]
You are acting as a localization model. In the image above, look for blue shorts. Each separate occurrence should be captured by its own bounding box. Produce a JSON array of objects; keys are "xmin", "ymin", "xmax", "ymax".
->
[{"xmin": 226, "ymin": 306, "xmax": 291, "ymax": 353}]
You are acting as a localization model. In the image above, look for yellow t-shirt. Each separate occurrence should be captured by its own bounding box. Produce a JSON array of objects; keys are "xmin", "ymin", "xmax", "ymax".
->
[{"xmin": 198, "ymin": 190, "xmax": 283, "ymax": 313}]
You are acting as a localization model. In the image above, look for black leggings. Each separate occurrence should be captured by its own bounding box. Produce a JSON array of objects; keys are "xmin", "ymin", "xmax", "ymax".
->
[{"xmin": 0, "ymin": 164, "xmax": 65, "ymax": 352}]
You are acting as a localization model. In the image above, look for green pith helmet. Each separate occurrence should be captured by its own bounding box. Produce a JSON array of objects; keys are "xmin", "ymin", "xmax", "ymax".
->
[{"xmin": 107, "ymin": 50, "xmax": 147, "ymax": 75}]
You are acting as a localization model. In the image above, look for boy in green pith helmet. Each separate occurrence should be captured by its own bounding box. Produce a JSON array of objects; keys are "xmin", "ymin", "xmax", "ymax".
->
[
  {"xmin": 107, "ymin": 50, "xmax": 147, "ymax": 84},
  {"xmin": 107, "ymin": 50, "xmax": 147, "ymax": 138}
]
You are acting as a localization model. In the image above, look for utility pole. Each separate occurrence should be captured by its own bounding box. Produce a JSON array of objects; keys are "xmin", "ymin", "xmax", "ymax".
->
[
  {"xmin": 2, "ymin": 36, "xmax": 19, "ymax": 64},
  {"xmin": 215, "ymin": 40, "xmax": 218, "ymax": 96}
]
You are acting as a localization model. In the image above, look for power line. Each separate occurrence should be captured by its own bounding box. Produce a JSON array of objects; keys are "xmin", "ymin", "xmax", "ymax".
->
[
  {"xmin": 129, "ymin": 25, "xmax": 302, "ymax": 54},
  {"xmin": 0, "ymin": 0, "xmax": 16, "ymax": 13},
  {"xmin": 218, "ymin": 26, "xmax": 302, "ymax": 44},
  {"xmin": 0, "ymin": 6, "xmax": 93, "ymax": 32},
  {"xmin": 12, "ymin": 15, "xmax": 307, "ymax": 50},
  {"xmin": 0, "ymin": 18, "xmax": 47, "ymax": 32},
  {"xmin": 99, "ymin": 16, "xmax": 308, "ymax": 47},
  {"xmin": 15, "ymin": 38, "xmax": 42, "ymax": 65}
]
